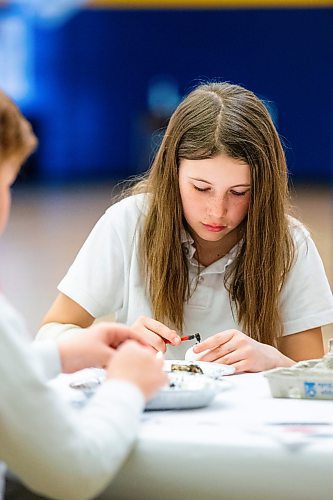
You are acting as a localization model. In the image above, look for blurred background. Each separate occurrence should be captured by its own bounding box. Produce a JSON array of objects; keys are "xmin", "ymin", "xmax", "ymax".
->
[{"xmin": 0, "ymin": 0, "xmax": 332, "ymax": 343}]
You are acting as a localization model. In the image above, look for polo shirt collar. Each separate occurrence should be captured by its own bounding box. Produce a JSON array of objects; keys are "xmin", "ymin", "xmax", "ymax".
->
[{"xmin": 181, "ymin": 229, "xmax": 240, "ymax": 274}]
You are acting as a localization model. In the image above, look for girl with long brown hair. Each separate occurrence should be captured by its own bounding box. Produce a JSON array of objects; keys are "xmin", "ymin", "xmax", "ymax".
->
[{"xmin": 37, "ymin": 82, "xmax": 333, "ymax": 373}]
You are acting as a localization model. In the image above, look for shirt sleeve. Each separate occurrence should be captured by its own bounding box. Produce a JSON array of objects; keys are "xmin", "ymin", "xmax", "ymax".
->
[
  {"xmin": 58, "ymin": 206, "xmax": 126, "ymax": 319},
  {"xmin": 0, "ymin": 306, "xmax": 145, "ymax": 500},
  {"xmin": 31, "ymin": 340, "xmax": 62, "ymax": 379},
  {"xmin": 280, "ymin": 229, "xmax": 333, "ymax": 335}
]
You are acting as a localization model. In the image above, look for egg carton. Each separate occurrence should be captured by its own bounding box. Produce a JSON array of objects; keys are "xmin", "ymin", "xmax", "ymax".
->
[{"xmin": 265, "ymin": 350, "xmax": 333, "ymax": 400}]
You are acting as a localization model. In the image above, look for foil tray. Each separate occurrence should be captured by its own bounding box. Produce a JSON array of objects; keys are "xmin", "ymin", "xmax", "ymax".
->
[
  {"xmin": 145, "ymin": 360, "xmax": 233, "ymax": 410},
  {"xmin": 146, "ymin": 371, "xmax": 221, "ymax": 411},
  {"xmin": 62, "ymin": 360, "xmax": 232, "ymax": 410}
]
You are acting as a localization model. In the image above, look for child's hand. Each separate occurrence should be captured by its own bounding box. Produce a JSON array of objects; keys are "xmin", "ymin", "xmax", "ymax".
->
[
  {"xmin": 131, "ymin": 315, "xmax": 181, "ymax": 352},
  {"xmin": 57, "ymin": 322, "xmax": 150, "ymax": 373},
  {"xmin": 106, "ymin": 341, "xmax": 168, "ymax": 401},
  {"xmin": 193, "ymin": 329, "xmax": 294, "ymax": 373}
]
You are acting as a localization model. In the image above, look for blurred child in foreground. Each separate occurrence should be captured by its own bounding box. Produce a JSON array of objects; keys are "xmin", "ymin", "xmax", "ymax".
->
[{"xmin": 0, "ymin": 89, "xmax": 166, "ymax": 500}]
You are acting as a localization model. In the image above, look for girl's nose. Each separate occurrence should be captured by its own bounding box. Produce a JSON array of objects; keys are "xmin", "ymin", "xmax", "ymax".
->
[{"xmin": 209, "ymin": 195, "xmax": 227, "ymax": 219}]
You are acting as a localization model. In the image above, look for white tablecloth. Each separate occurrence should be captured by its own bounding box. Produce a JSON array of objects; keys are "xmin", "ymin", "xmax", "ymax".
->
[{"xmin": 99, "ymin": 372, "xmax": 333, "ymax": 500}]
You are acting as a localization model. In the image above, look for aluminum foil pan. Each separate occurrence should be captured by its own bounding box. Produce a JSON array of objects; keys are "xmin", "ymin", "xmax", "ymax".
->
[
  {"xmin": 66, "ymin": 361, "xmax": 230, "ymax": 410},
  {"xmin": 145, "ymin": 371, "xmax": 221, "ymax": 410}
]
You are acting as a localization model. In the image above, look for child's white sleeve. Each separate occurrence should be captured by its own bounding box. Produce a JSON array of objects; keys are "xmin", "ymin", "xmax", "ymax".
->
[
  {"xmin": 35, "ymin": 322, "xmax": 85, "ymax": 341},
  {"xmin": 280, "ymin": 233, "xmax": 333, "ymax": 335},
  {"xmin": 0, "ymin": 296, "xmax": 145, "ymax": 500},
  {"xmin": 31, "ymin": 339, "xmax": 62, "ymax": 379}
]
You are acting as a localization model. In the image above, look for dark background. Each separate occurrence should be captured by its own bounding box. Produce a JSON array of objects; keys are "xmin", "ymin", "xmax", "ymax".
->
[{"xmin": 15, "ymin": 6, "xmax": 333, "ymax": 184}]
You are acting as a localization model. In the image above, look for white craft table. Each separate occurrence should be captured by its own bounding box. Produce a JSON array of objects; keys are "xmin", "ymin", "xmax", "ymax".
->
[{"xmin": 100, "ymin": 372, "xmax": 333, "ymax": 500}]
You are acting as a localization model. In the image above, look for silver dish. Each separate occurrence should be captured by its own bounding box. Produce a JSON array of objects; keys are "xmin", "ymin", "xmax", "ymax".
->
[
  {"xmin": 145, "ymin": 371, "xmax": 221, "ymax": 411},
  {"xmin": 63, "ymin": 361, "xmax": 232, "ymax": 410}
]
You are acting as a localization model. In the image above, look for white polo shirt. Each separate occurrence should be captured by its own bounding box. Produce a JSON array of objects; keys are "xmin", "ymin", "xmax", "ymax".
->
[{"xmin": 58, "ymin": 193, "xmax": 333, "ymax": 360}]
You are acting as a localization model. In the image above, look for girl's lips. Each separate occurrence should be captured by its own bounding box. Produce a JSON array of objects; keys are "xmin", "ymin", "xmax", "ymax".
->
[{"xmin": 202, "ymin": 223, "xmax": 227, "ymax": 232}]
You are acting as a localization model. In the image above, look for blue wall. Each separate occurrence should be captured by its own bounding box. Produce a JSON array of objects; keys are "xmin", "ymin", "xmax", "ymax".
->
[{"xmin": 28, "ymin": 7, "xmax": 333, "ymax": 183}]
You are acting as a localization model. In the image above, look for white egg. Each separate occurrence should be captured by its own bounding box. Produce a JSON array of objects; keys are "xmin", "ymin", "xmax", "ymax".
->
[{"xmin": 185, "ymin": 345, "xmax": 211, "ymax": 362}]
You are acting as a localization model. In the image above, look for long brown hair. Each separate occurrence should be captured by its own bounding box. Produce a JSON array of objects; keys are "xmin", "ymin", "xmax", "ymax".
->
[{"xmin": 132, "ymin": 82, "xmax": 294, "ymax": 345}]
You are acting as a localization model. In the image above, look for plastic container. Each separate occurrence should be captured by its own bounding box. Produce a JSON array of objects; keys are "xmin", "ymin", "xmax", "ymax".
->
[{"xmin": 265, "ymin": 341, "xmax": 333, "ymax": 400}]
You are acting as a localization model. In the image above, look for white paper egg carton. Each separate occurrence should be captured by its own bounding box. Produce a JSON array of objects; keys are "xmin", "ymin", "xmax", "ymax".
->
[{"xmin": 265, "ymin": 340, "xmax": 333, "ymax": 400}]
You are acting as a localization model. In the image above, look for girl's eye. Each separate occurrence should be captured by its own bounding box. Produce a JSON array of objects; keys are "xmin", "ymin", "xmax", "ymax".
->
[
  {"xmin": 230, "ymin": 190, "xmax": 247, "ymax": 197},
  {"xmin": 193, "ymin": 185, "xmax": 209, "ymax": 192}
]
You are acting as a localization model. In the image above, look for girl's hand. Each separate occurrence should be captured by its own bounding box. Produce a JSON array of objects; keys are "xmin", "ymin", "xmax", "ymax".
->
[
  {"xmin": 131, "ymin": 316, "xmax": 181, "ymax": 352},
  {"xmin": 193, "ymin": 329, "xmax": 295, "ymax": 373}
]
